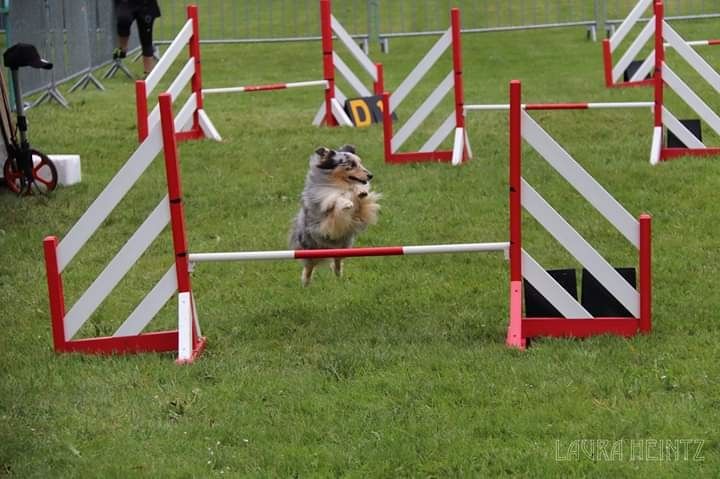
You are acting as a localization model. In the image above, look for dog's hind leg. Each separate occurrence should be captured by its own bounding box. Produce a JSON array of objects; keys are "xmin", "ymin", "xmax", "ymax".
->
[
  {"xmin": 331, "ymin": 258, "xmax": 343, "ymax": 278},
  {"xmin": 301, "ymin": 260, "xmax": 318, "ymax": 287}
]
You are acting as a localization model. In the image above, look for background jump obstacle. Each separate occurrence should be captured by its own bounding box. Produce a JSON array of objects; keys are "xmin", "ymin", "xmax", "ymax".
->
[
  {"xmin": 134, "ymin": 5, "xmax": 220, "ymax": 143},
  {"xmin": 650, "ymin": 1, "xmax": 720, "ymax": 164},
  {"xmin": 312, "ymin": 0, "xmax": 384, "ymax": 128},
  {"xmin": 603, "ymin": 0, "xmax": 720, "ymax": 89},
  {"xmin": 198, "ymin": 0, "xmax": 376, "ymax": 128},
  {"xmin": 382, "ymin": 8, "xmax": 468, "ymax": 165},
  {"xmin": 43, "ymin": 83, "xmax": 206, "ymax": 363},
  {"xmin": 505, "ymin": 80, "xmax": 652, "ymax": 349}
]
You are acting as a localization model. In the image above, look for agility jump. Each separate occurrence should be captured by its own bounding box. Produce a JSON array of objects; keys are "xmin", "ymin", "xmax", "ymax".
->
[
  {"xmin": 134, "ymin": 5, "xmax": 220, "ymax": 143},
  {"xmin": 43, "ymin": 77, "xmax": 653, "ymax": 362},
  {"xmin": 505, "ymin": 80, "xmax": 651, "ymax": 347},
  {"xmin": 467, "ymin": 3, "xmax": 720, "ymax": 165},
  {"xmin": 602, "ymin": 0, "xmax": 720, "ymax": 88},
  {"xmin": 649, "ymin": 1, "xmax": 720, "ymax": 163},
  {"xmin": 199, "ymin": 0, "xmax": 381, "ymax": 128},
  {"xmin": 43, "ymin": 67, "xmax": 207, "ymax": 363},
  {"xmin": 382, "ymin": 8, "xmax": 468, "ymax": 165}
]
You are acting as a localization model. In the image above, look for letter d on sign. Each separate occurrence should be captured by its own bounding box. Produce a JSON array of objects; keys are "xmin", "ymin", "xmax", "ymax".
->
[{"xmin": 347, "ymin": 99, "xmax": 373, "ymax": 127}]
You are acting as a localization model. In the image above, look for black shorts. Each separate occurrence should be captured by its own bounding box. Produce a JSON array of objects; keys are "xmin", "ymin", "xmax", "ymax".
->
[{"xmin": 116, "ymin": 0, "xmax": 161, "ymax": 57}]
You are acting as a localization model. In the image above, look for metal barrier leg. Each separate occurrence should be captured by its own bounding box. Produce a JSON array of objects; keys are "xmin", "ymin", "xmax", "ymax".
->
[
  {"xmin": 104, "ymin": 60, "xmax": 134, "ymax": 80},
  {"xmin": 586, "ymin": 24, "xmax": 598, "ymax": 42},
  {"xmin": 29, "ymin": 79, "xmax": 69, "ymax": 110},
  {"xmin": 69, "ymin": 70, "xmax": 105, "ymax": 92}
]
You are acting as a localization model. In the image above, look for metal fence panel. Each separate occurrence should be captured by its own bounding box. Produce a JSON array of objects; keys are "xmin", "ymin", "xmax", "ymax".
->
[
  {"xmin": 153, "ymin": 0, "xmax": 600, "ymax": 42},
  {"xmin": 65, "ymin": 0, "xmax": 93, "ymax": 77},
  {"xmin": 155, "ymin": 0, "xmax": 323, "ymax": 42},
  {"xmin": 46, "ymin": 0, "xmax": 67, "ymax": 81},
  {"xmin": 90, "ymin": 0, "xmax": 118, "ymax": 68},
  {"xmin": 8, "ymin": 0, "xmax": 51, "ymax": 96},
  {"xmin": 6, "ymin": 0, "xmax": 719, "ymax": 99},
  {"xmin": 8, "ymin": 0, "xmax": 143, "ymax": 99},
  {"xmin": 378, "ymin": 0, "xmax": 598, "ymax": 36},
  {"xmin": 605, "ymin": 0, "xmax": 720, "ymax": 20},
  {"xmin": 154, "ymin": 0, "xmax": 720, "ymax": 43}
]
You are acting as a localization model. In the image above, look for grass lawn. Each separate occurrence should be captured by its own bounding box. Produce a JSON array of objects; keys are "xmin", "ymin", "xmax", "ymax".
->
[{"xmin": 1, "ymin": 13, "xmax": 719, "ymax": 478}]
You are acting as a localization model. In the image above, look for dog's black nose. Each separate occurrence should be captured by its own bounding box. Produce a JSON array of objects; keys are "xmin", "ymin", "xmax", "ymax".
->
[{"xmin": 367, "ymin": 173, "xmax": 374, "ymax": 180}]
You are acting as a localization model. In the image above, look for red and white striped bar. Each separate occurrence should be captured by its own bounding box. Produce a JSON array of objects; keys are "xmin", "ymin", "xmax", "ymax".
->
[
  {"xmin": 667, "ymin": 39, "xmax": 720, "ymax": 47},
  {"xmin": 465, "ymin": 102, "xmax": 654, "ymax": 112},
  {"xmin": 189, "ymin": 242, "xmax": 509, "ymax": 263},
  {"xmin": 203, "ymin": 80, "xmax": 328, "ymax": 95}
]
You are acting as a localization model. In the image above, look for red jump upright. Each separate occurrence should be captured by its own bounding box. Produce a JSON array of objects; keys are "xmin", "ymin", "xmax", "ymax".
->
[{"xmin": 312, "ymin": 0, "xmax": 384, "ymax": 127}]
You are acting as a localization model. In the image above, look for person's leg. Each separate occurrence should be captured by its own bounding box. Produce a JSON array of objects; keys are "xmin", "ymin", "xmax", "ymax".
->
[
  {"xmin": 136, "ymin": 14, "xmax": 157, "ymax": 74},
  {"xmin": 117, "ymin": 36, "xmax": 129, "ymax": 54},
  {"xmin": 115, "ymin": 2, "xmax": 133, "ymax": 59},
  {"xmin": 142, "ymin": 55, "xmax": 155, "ymax": 75}
]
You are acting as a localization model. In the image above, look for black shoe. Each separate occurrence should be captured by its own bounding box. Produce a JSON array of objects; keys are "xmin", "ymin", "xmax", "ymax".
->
[{"xmin": 112, "ymin": 48, "xmax": 127, "ymax": 60}]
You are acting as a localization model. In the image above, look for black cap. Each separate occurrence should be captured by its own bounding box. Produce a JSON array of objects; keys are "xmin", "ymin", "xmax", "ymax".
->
[{"xmin": 3, "ymin": 43, "xmax": 53, "ymax": 70}]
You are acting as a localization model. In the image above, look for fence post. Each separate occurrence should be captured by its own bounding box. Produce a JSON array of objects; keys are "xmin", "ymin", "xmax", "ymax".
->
[
  {"xmin": 367, "ymin": 0, "xmax": 380, "ymax": 51},
  {"xmin": 595, "ymin": 0, "xmax": 607, "ymax": 39}
]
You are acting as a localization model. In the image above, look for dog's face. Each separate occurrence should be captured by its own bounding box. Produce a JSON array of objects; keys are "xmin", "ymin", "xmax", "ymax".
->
[{"xmin": 314, "ymin": 145, "xmax": 373, "ymax": 186}]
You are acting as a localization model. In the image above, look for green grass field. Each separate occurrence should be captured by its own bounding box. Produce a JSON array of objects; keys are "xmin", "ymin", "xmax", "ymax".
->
[{"xmin": 1, "ymin": 15, "xmax": 720, "ymax": 477}]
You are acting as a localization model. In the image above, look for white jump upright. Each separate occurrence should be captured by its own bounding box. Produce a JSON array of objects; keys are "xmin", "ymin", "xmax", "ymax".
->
[
  {"xmin": 312, "ymin": 0, "xmax": 384, "ymax": 127},
  {"xmin": 506, "ymin": 80, "xmax": 652, "ymax": 349},
  {"xmin": 650, "ymin": 1, "xmax": 720, "ymax": 164},
  {"xmin": 43, "ymin": 85, "xmax": 206, "ymax": 363},
  {"xmin": 602, "ymin": 0, "xmax": 720, "ymax": 89},
  {"xmin": 382, "ymin": 8, "xmax": 469, "ymax": 165},
  {"xmin": 135, "ymin": 5, "xmax": 220, "ymax": 143}
]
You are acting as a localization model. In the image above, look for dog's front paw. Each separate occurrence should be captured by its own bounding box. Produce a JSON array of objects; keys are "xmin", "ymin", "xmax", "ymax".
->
[
  {"xmin": 337, "ymin": 197, "xmax": 354, "ymax": 210},
  {"xmin": 355, "ymin": 184, "xmax": 370, "ymax": 199}
]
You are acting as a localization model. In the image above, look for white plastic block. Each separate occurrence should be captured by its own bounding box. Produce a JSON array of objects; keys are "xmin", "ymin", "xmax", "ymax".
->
[{"xmin": 49, "ymin": 154, "xmax": 82, "ymax": 186}]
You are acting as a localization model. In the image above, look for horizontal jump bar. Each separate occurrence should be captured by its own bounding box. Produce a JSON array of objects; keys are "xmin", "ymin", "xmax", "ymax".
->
[
  {"xmin": 189, "ymin": 242, "xmax": 510, "ymax": 263},
  {"xmin": 666, "ymin": 39, "xmax": 720, "ymax": 47},
  {"xmin": 464, "ymin": 102, "xmax": 654, "ymax": 111},
  {"xmin": 203, "ymin": 80, "xmax": 328, "ymax": 95}
]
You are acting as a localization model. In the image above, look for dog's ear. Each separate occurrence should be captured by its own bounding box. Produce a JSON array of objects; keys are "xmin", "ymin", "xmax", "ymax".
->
[
  {"xmin": 316, "ymin": 149, "xmax": 338, "ymax": 169},
  {"xmin": 315, "ymin": 146, "xmax": 331, "ymax": 158},
  {"xmin": 338, "ymin": 144, "xmax": 356, "ymax": 154}
]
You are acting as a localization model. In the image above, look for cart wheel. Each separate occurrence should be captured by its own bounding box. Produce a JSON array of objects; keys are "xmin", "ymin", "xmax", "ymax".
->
[{"xmin": 3, "ymin": 149, "xmax": 58, "ymax": 195}]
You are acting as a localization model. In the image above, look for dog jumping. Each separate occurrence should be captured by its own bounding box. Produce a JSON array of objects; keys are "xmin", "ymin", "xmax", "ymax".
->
[{"xmin": 289, "ymin": 145, "xmax": 381, "ymax": 286}]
